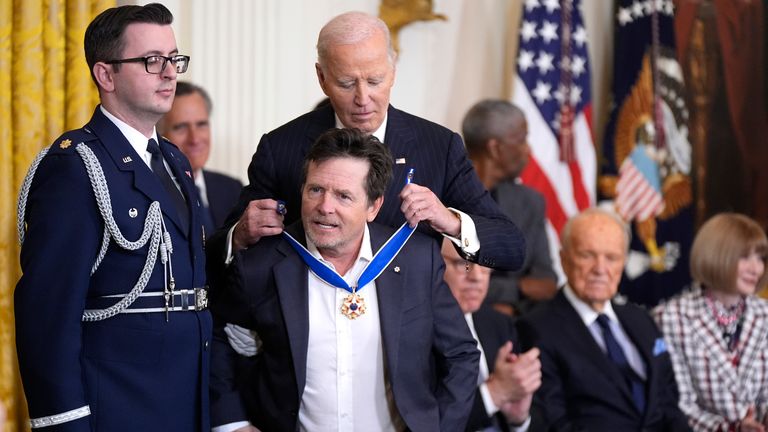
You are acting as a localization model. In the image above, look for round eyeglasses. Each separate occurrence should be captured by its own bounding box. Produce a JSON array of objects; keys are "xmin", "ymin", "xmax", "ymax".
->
[{"xmin": 104, "ymin": 55, "xmax": 190, "ymax": 74}]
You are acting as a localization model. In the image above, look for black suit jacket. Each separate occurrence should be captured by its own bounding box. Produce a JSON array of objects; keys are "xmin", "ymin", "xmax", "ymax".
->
[
  {"xmin": 209, "ymin": 222, "xmax": 480, "ymax": 432},
  {"xmin": 201, "ymin": 169, "xmax": 242, "ymax": 228},
  {"xmin": 467, "ymin": 306, "xmax": 517, "ymax": 432},
  {"xmin": 516, "ymin": 291, "xmax": 690, "ymax": 432},
  {"xmin": 207, "ymin": 104, "xmax": 525, "ymax": 281}
]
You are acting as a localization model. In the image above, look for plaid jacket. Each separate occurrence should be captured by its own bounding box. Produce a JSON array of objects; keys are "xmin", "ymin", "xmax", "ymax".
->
[{"xmin": 653, "ymin": 288, "xmax": 768, "ymax": 431}]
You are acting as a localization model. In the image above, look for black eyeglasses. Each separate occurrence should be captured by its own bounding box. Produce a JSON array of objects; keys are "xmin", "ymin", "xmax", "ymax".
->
[{"xmin": 104, "ymin": 55, "xmax": 190, "ymax": 74}]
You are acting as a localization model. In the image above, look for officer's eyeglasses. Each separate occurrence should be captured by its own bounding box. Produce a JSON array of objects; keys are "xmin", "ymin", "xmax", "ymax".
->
[{"xmin": 104, "ymin": 55, "xmax": 190, "ymax": 74}]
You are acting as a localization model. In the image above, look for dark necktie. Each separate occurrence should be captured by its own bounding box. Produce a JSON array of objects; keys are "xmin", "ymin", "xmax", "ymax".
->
[
  {"xmin": 596, "ymin": 314, "xmax": 646, "ymax": 413},
  {"xmin": 196, "ymin": 184, "xmax": 215, "ymax": 235},
  {"xmin": 147, "ymin": 139, "xmax": 189, "ymax": 232}
]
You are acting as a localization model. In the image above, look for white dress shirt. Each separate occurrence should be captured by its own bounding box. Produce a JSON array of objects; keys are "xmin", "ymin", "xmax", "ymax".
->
[
  {"xmin": 299, "ymin": 225, "xmax": 400, "ymax": 431},
  {"xmin": 562, "ymin": 285, "xmax": 647, "ymax": 380}
]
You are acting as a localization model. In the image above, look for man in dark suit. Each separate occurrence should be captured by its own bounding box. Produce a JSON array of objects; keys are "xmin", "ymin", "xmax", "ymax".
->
[
  {"xmin": 208, "ymin": 11, "xmax": 525, "ymax": 282},
  {"xmin": 441, "ymin": 240, "xmax": 541, "ymax": 431},
  {"xmin": 463, "ymin": 100, "xmax": 558, "ymax": 316},
  {"xmin": 210, "ymin": 128, "xmax": 480, "ymax": 432},
  {"xmin": 15, "ymin": 4, "xmax": 211, "ymax": 431},
  {"xmin": 516, "ymin": 208, "xmax": 690, "ymax": 431},
  {"xmin": 159, "ymin": 81, "xmax": 242, "ymax": 233}
]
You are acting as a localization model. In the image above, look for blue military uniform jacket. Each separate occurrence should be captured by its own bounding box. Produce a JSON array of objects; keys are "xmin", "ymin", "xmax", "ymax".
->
[{"xmin": 15, "ymin": 107, "xmax": 212, "ymax": 431}]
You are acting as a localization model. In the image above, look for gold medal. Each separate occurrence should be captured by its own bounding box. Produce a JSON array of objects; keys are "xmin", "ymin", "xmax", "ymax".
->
[{"xmin": 341, "ymin": 292, "xmax": 366, "ymax": 320}]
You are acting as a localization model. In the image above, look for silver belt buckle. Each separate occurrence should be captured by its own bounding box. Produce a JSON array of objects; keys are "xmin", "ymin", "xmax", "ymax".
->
[{"xmin": 194, "ymin": 287, "xmax": 208, "ymax": 311}]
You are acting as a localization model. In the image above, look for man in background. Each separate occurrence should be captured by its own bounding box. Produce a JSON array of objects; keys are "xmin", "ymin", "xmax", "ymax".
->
[
  {"xmin": 463, "ymin": 100, "xmax": 557, "ymax": 316},
  {"xmin": 160, "ymin": 81, "xmax": 242, "ymax": 234},
  {"xmin": 442, "ymin": 239, "xmax": 541, "ymax": 431},
  {"xmin": 516, "ymin": 208, "xmax": 689, "ymax": 431}
]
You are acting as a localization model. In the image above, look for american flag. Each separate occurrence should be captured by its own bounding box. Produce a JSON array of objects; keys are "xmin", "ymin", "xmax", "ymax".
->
[
  {"xmin": 616, "ymin": 146, "xmax": 664, "ymax": 221},
  {"xmin": 600, "ymin": 0, "xmax": 693, "ymax": 307},
  {"xmin": 512, "ymin": 0, "xmax": 596, "ymax": 280}
]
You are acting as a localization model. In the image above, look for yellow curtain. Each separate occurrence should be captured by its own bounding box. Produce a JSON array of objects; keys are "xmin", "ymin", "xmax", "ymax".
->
[{"xmin": 0, "ymin": 0, "xmax": 113, "ymax": 430}]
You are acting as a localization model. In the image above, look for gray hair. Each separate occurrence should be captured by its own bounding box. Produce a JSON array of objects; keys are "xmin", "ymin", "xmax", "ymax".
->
[
  {"xmin": 462, "ymin": 99, "xmax": 525, "ymax": 156},
  {"xmin": 317, "ymin": 11, "xmax": 396, "ymax": 67},
  {"xmin": 560, "ymin": 207, "xmax": 631, "ymax": 253},
  {"xmin": 174, "ymin": 81, "xmax": 213, "ymax": 115}
]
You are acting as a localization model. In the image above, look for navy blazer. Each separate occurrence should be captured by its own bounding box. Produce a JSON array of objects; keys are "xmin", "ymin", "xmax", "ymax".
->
[
  {"xmin": 202, "ymin": 169, "xmax": 242, "ymax": 229},
  {"xmin": 207, "ymin": 104, "xmax": 525, "ymax": 279},
  {"xmin": 516, "ymin": 291, "xmax": 690, "ymax": 432},
  {"xmin": 209, "ymin": 222, "xmax": 480, "ymax": 432},
  {"xmin": 15, "ymin": 107, "xmax": 212, "ymax": 431}
]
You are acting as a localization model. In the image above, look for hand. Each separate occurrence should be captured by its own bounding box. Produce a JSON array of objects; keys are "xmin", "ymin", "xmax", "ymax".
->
[
  {"xmin": 487, "ymin": 342, "xmax": 542, "ymax": 404},
  {"xmin": 232, "ymin": 199, "xmax": 285, "ymax": 250},
  {"xmin": 399, "ymin": 183, "xmax": 460, "ymax": 236},
  {"xmin": 224, "ymin": 323, "xmax": 262, "ymax": 357},
  {"xmin": 500, "ymin": 394, "xmax": 533, "ymax": 427},
  {"xmin": 740, "ymin": 406, "xmax": 766, "ymax": 432}
]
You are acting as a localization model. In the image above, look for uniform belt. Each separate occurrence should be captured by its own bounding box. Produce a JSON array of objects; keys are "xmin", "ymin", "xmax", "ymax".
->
[{"xmin": 84, "ymin": 288, "xmax": 208, "ymax": 314}]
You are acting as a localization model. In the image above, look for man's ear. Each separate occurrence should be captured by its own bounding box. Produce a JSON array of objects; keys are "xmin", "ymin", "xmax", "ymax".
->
[
  {"xmin": 486, "ymin": 138, "xmax": 502, "ymax": 159},
  {"xmin": 93, "ymin": 63, "xmax": 115, "ymax": 93},
  {"xmin": 366, "ymin": 196, "xmax": 384, "ymax": 222},
  {"xmin": 315, "ymin": 63, "xmax": 328, "ymax": 94}
]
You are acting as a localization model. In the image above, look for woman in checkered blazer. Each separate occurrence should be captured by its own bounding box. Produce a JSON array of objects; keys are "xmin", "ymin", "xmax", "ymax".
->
[{"xmin": 653, "ymin": 213, "xmax": 768, "ymax": 432}]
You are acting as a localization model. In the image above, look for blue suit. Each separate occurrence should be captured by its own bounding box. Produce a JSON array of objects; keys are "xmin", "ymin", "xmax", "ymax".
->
[
  {"xmin": 209, "ymin": 222, "xmax": 480, "ymax": 431},
  {"xmin": 15, "ymin": 107, "xmax": 212, "ymax": 431},
  {"xmin": 207, "ymin": 104, "xmax": 526, "ymax": 280}
]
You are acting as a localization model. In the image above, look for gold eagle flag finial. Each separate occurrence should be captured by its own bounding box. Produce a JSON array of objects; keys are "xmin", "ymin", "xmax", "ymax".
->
[{"xmin": 379, "ymin": 0, "xmax": 447, "ymax": 55}]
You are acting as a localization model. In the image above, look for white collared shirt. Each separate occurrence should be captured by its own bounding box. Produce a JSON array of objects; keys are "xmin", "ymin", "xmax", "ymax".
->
[
  {"xmin": 100, "ymin": 105, "xmax": 157, "ymax": 169},
  {"xmin": 192, "ymin": 168, "xmax": 208, "ymax": 207},
  {"xmin": 100, "ymin": 105, "xmax": 182, "ymax": 192},
  {"xmin": 300, "ymin": 225, "xmax": 400, "ymax": 431},
  {"xmin": 562, "ymin": 285, "xmax": 647, "ymax": 380}
]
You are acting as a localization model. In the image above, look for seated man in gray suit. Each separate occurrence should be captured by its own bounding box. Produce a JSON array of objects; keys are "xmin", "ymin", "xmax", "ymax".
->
[
  {"xmin": 463, "ymin": 100, "xmax": 557, "ymax": 316},
  {"xmin": 210, "ymin": 128, "xmax": 480, "ymax": 432},
  {"xmin": 517, "ymin": 208, "xmax": 689, "ymax": 431},
  {"xmin": 442, "ymin": 240, "xmax": 541, "ymax": 431}
]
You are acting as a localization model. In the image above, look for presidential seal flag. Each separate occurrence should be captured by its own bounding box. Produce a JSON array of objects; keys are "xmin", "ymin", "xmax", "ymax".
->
[
  {"xmin": 598, "ymin": 0, "xmax": 694, "ymax": 307},
  {"xmin": 512, "ymin": 0, "xmax": 597, "ymax": 282}
]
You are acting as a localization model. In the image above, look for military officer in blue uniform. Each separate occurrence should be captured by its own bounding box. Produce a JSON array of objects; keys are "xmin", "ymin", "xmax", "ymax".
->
[{"xmin": 14, "ymin": 4, "xmax": 211, "ymax": 431}]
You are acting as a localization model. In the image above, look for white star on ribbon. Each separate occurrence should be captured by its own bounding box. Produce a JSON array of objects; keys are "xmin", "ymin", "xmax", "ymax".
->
[
  {"xmin": 553, "ymin": 83, "xmax": 566, "ymax": 104},
  {"xmin": 642, "ymin": 0, "xmax": 653, "ymax": 15},
  {"xmin": 631, "ymin": 0, "xmax": 645, "ymax": 18},
  {"xmin": 572, "ymin": 26, "xmax": 587, "ymax": 47},
  {"xmin": 524, "ymin": 0, "xmax": 541, "ymax": 12},
  {"xmin": 663, "ymin": 0, "xmax": 675, "ymax": 15},
  {"xmin": 535, "ymin": 51, "xmax": 555, "ymax": 74},
  {"xmin": 539, "ymin": 21, "xmax": 559, "ymax": 44},
  {"xmin": 571, "ymin": 56, "xmax": 586, "ymax": 77},
  {"xmin": 532, "ymin": 81, "xmax": 553, "ymax": 104},
  {"xmin": 571, "ymin": 85, "xmax": 583, "ymax": 105},
  {"xmin": 617, "ymin": 7, "xmax": 633, "ymax": 26},
  {"xmin": 542, "ymin": 0, "xmax": 561, "ymax": 14},
  {"xmin": 518, "ymin": 50, "xmax": 536, "ymax": 72},
  {"xmin": 521, "ymin": 21, "xmax": 538, "ymax": 42}
]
